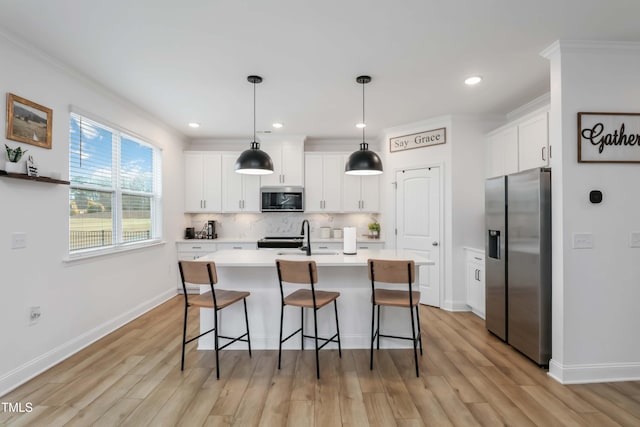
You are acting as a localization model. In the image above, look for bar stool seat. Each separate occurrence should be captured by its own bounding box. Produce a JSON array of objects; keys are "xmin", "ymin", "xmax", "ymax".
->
[
  {"xmin": 284, "ymin": 289, "xmax": 340, "ymax": 308},
  {"xmin": 372, "ymin": 289, "xmax": 420, "ymax": 307},
  {"xmin": 190, "ymin": 290, "xmax": 251, "ymax": 309},
  {"xmin": 276, "ymin": 259, "xmax": 342, "ymax": 379}
]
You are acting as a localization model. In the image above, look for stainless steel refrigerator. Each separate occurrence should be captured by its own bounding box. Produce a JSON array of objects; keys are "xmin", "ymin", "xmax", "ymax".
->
[{"xmin": 485, "ymin": 168, "xmax": 551, "ymax": 366}]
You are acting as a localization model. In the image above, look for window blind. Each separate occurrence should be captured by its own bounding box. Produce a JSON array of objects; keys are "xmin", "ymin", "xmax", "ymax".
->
[{"xmin": 69, "ymin": 112, "xmax": 161, "ymax": 252}]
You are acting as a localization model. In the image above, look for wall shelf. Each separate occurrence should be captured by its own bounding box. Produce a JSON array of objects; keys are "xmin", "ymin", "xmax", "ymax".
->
[{"xmin": 0, "ymin": 170, "xmax": 70, "ymax": 185}]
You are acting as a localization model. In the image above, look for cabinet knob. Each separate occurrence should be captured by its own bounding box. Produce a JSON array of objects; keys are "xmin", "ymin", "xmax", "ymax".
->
[{"xmin": 432, "ymin": 242, "xmax": 439, "ymax": 246}]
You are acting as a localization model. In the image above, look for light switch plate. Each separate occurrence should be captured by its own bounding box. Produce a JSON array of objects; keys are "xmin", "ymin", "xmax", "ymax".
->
[
  {"xmin": 573, "ymin": 232, "xmax": 593, "ymax": 249},
  {"xmin": 631, "ymin": 232, "xmax": 640, "ymax": 248},
  {"xmin": 11, "ymin": 232, "xmax": 27, "ymax": 249}
]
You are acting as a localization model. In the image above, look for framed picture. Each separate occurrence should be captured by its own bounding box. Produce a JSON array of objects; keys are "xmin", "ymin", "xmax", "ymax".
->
[
  {"xmin": 6, "ymin": 93, "xmax": 53, "ymax": 149},
  {"xmin": 578, "ymin": 112, "xmax": 640, "ymax": 163}
]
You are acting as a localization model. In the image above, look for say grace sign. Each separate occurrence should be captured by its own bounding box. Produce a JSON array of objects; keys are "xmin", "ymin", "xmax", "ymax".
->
[
  {"xmin": 578, "ymin": 112, "xmax": 640, "ymax": 163},
  {"xmin": 389, "ymin": 127, "xmax": 446, "ymax": 153}
]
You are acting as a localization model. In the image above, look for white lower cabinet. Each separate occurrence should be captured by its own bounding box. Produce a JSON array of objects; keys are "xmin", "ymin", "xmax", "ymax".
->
[
  {"xmin": 216, "ymin": 242, "xmax": 256, "ymax": 250},
  {"xmin": 465, "ymin": 248, "xmax": 485, "ymax": 318}
]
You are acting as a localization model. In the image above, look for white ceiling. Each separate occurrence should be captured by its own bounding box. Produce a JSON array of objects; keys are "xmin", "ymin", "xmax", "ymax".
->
[{"xmin": 1, "ymin": 0, "xmax": 640, "ymax": 143}]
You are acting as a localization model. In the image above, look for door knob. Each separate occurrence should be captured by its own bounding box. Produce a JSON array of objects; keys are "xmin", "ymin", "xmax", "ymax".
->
[{"xmin": 432, "ymin": 242, "xmax": 439, "ymax": 246}]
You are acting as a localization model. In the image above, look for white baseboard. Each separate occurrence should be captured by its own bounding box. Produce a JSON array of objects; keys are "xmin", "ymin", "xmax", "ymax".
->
[
  {"xmin": 548, "ymin": 358, "xmax": 640, "ymax": 384},
  {"xmin": 0, "ymin": 289, "xmax": 176, "ymax": 397},
  {"xmin": 440, "ymin": 300, "xmax": 470, "ymax": 312}
]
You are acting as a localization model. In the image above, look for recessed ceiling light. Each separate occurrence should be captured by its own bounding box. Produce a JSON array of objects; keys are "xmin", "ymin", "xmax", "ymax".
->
[
  {"xmin": 464, "ymin": 76, "xmax": 482, "ymax": 86},
  {"xmin": 272, "ymin": 122, "xmax": 283, "ymax": 129},
  {"xmin": 188, "ymin": 122, "xmax": 200, "ymax": 128},
  {"xmin": 356, "ymin": 123, "xmax": 366, "ymax": 129}
]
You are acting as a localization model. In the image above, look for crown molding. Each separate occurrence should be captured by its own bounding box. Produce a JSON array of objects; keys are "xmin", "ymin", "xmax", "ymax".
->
[{"xmin": 541, "ymin": 40, "xmax": 640, "ymax": 59}]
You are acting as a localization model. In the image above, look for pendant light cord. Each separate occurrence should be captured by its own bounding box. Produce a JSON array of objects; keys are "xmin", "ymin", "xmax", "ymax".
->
[
  {"xmin": 253, "ymin": 80, "xmax": 256, "ymax": 143},
  {"xmin": 362, "ymin": 80, "xmax": 366, "ymax": 144}
]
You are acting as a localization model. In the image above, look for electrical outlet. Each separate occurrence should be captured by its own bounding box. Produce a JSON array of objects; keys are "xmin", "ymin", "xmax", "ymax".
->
[
  {"xmin": 631, "ymin": 232, "xmax": 640, "ymax": 248},
  {"xmin": 29, "ymin": 306, "xmax": 41, "ymax": 325},
  {"xmin": 11, "ymin": 232, "xmax": 27, "ymax": 249},
  {"xmin": 572, "ymin": 232, "xmax": 593, "ymax": 249}
]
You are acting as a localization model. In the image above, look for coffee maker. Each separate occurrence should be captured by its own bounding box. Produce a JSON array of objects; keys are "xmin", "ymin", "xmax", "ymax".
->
[{"xmin": 206, "ymin": 220, "xmax": 217, "ymax": 239}]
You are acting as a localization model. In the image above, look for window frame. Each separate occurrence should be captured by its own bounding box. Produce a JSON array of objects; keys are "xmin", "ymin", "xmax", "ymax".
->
[{"xmin": 68, "ymin": 109, "xmax": 163, "ymax": 257}]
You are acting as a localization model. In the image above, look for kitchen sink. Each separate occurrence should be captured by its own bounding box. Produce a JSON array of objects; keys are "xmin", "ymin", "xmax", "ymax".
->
[{"xmin": 276, "ymin": 250, "xmax": 341, "ymax": 256}]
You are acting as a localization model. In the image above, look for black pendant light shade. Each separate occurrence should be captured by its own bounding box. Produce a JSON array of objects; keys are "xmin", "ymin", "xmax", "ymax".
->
[
  {"xmin": 345, "ymin": 75, "xmax": 383, "ymax": 175},
  {"xmin": 345, "ymin": 142, "xmax": 383, "ymax": 175},
  {"xmin": 235, "ymin": 75, "xmax": 274, "ymax": 175}
]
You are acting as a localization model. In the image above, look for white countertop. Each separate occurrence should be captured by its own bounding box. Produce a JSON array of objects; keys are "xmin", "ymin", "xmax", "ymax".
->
[{"xmin": 197, "ymin": 249, "xmax": 432, "ymax": 267}]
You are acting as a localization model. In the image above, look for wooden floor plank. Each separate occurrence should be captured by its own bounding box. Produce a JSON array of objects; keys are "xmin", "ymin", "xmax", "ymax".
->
[{"xmin": 2, "ymin": 298, "xmax": 640, "ymax": 427}]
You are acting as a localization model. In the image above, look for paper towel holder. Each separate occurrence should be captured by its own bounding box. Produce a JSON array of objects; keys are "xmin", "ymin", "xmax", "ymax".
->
[{"xmin": 343, "ymin": 226, "xmax": 357, "ymax": 255}]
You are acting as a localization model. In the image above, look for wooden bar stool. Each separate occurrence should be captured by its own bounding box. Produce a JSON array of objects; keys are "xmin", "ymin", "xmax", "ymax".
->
[
  {"xmin": 275, "ymin": 259, "xmax": 342, "ymax": 379},
  {"xmin": 178, "ymin": 261, "xmax": 251, "ymax": 379},
  {"xmin": 368, "ymin": 259, "xmax": 423, "ymax": 377}
]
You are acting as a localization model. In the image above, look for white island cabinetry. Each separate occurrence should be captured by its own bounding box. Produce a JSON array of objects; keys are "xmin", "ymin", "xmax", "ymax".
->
[{"xmin": 195, "ymin": 249, "xmax": 431, "ymax": 350}]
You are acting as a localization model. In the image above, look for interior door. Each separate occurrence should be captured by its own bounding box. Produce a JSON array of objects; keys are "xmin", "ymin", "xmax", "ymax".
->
[{"xmin": 395, "ymin": 167, "xmax": 441, "ymax": 307}]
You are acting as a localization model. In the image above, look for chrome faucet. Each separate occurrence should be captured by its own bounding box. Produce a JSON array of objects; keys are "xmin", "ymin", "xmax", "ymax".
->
[{"xmin": 300, "ymin": 219, "xmax": 311, "ymax": 256}]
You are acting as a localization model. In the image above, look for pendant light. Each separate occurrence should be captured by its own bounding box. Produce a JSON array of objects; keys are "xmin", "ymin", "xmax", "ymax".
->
[
  {"xmin": 345, "ymin": 75, "xmax": 383, "ymax": 175},
  {"xmin": 235, "ymin": 75, "xmax": 274, "ymax": 175}
]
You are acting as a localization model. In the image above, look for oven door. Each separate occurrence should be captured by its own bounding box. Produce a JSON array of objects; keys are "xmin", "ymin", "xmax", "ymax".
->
[{"xmin": 261, "ymin": 187, "xmax": 304, "ymax": 212}]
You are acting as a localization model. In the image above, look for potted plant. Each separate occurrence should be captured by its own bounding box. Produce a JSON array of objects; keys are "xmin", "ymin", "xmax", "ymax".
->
[
  {"xmin": 368, "ymin": 222, "xmax": 380, "ymax": 239},
  {"xmin": 5, "ymin": 144, "xmax": 28, "ymax": 173}
]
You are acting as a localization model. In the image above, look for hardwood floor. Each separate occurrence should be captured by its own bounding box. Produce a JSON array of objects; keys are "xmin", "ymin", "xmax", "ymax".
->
[{"xmin": 2, "ymin": 296, "xmax": 640, "ymax": 426}]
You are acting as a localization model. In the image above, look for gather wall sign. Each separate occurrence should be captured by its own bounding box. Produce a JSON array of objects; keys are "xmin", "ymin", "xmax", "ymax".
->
[
  {"xmin": 578, "ymin": 112, "xmax": 640, "ymax": 163},
  {"xmin": 389, "ymin": 127, "xmax": 446, "ymax": 153}
]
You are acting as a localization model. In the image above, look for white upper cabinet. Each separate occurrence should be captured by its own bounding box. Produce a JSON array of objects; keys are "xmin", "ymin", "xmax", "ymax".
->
[
  {"xmin": 304, "ymin": 153, "xmax": 343, "ymax": 212},
  {"xmin": 486, "ymin": 107, "xmax": 549, "ymax": 178},
  {"xmin": 259, "ymin": 139, "xmax": 304, "ymax": 186},
  {"xmin": 221, "ymin": 153, "xmax": 261, "ymax": 212},
  {"xmin": 184, "ymin": 152, "xmax": 222, "ymax": 213},
  {"xmin": 486, "ymin": 126, "xmax": 518, "ymax": 178},
  {"xmin": 342, "ymin": 155, "xmax": 380, "ymax": 212},
  {"xmin": 518, "ymin": 112, "xmax": 549, "ymax": 171}
]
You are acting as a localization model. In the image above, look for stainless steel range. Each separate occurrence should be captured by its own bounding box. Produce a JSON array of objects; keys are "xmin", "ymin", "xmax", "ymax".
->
[{"xmin": 256, "ymin": 236, "xmax": 304, "ymax": 249}]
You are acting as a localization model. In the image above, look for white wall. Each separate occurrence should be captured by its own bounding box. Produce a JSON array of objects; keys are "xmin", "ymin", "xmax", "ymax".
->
[
  {"xmin": 0, "ymin": 32, "xmax": 187, "ymax": 395},
  {"xmin": 544, "ymin": 41, "xmax": 640, "ymax": 383},
  {"xmin": 381, "ymin": 116, "xmax": 491, "ymax": 311}
]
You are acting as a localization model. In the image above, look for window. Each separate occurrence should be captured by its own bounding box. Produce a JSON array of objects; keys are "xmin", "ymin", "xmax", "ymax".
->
[{"xmin": 69, "ymin": 112, "xmax": 162, "ymax": 253}]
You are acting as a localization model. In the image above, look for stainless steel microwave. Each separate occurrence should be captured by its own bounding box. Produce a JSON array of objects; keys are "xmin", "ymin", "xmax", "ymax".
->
[{"xmin": 260, "ymin": 186, "xmax": 304, "ymax": 212}]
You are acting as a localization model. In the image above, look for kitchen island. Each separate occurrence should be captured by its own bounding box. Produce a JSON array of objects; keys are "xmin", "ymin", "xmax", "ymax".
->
[{"xmin": 194, "ymin": 249, "xmax": 434, "ymax": 350}]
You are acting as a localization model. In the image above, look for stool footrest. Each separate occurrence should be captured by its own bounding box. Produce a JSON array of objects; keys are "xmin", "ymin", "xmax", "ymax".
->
[
  {"xmin": 185, "ymin": 326, "xmax": 216, "ymax": 345},
  {"xmin": 217, "ymin": 333, "xmax": 250, "ymax": 350}
]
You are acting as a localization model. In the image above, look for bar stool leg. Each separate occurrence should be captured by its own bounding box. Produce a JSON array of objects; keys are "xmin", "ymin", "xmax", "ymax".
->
[
  {"xmin": 416, "ymin": 304, "xmax": 423, "ymax": 355},
  {"xmin": 370, "ymin": 302, "xmax": 376, "ymax": 370},
  {"xmin": 313, "ymin": 307, "xmax": 320, "ymax": 379},
  {"xmin": 376, "ymin": 305, "xmax": 381, "ymax": 350},
  {"xmin": 181, "ymin": 304, "xmax": 188, "ymax": 371},
  {"xmin": 301, "ymin": 307, "xmax": 304, "ymax": 350},
  {"xmin": 244, "ymin": 298, "xmax": 252, "ymax": 358},
  {"xmin": 214, "ymin": 308, "xmax": 220, "ymax": 380},
  {"xmin": 334, "ymin": 300, "xmax": 342, "ymax": 358},
  {"xmin": 278, "ymin": 303, "xmax": 284, "ymax": 369},
  {"xmin": 409, "ymin": 304, "xmax": 419, "ymax": 377}
]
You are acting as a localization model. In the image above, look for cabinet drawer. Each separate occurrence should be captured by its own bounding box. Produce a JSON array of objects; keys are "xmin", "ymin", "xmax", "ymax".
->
[
  {"xmin": 216, "ymin": 242, "xmax": 256, "ymax": 250},
  {"xmin": 311, "ymin": 242, "xmax": 341, "ymax": 250},
  {"xmin": 177, "ymin": 242, "xmax": 217, "ymax": 252},
  {"xmin": 357, "ymin": 242, "xmax": 384, "ymax": 250}
]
